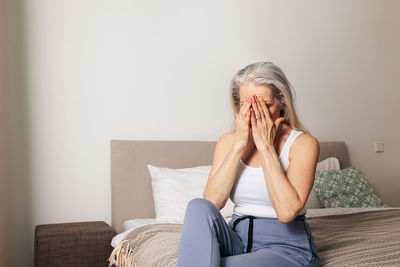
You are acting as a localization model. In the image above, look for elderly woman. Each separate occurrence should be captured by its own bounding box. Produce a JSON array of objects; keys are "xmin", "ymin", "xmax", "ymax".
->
[{"xmin": 177, "ymin": 62, "xmax": 320, "ymax": 267}]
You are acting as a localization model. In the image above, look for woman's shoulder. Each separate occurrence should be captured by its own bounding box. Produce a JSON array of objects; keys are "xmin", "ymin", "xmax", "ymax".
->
[
  {"xmin": 295, "ymin": 131, "xmax": 319, "ymax": 145},
  {"xmin": 290, "ymin": 131, "xmax": 319, "ymax": 159}
]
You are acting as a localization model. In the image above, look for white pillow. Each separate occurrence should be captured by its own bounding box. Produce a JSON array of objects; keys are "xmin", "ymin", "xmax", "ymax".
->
[
  {"xmin": 147, "ymin": 164, "xmax": 235, "ymax": 223},
  {"xmin": 316, "ymin": 157, "xmax": 341, "ymax": 170},
  {"xmin": 304, "ymin": 157, "xmax": 341, "ymax": 209}
]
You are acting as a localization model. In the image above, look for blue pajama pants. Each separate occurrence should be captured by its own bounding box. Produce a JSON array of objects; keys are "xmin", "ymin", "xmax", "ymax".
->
[{"xmin": 177, "ymin": 198, "xmax": 320, "ymax": 267}]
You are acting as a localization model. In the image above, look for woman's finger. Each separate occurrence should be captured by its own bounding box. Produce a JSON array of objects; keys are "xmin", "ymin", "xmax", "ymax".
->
[
  {"xmin": 252, "ymin": 97, "xmax": 265, "ymax": 133},
  {"xmin": 245, "ymin": 105, "xmax": 251, "ymax": 122},
  {"xmin": 250, "ymin": 108, "xmax": 256, "ymax": 130},
  {"xmin": 255, "ymin": 96, "xmax": 267, "ymax": 129},
  {"xmin": 242, "ymin": 101, "xmax": 251, "ymax": 118},
  {"xmin": 274, "ymin": 117, "xmax": 286, "ymax": 132},
  {"xmin": 251, "ymin": 97, "xmax": 262, "ymax": 122},
  {"xmin": 257, "ymin": 96, "xmax": 273, "ymax": 125},
  {"xmin": 240, "ymin": 100, "xmax": 251, "ymax": 117}
]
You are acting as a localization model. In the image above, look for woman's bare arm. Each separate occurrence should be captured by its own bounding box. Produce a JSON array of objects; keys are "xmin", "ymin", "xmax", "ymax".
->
[
  {"xmin": 259, "ymin": 134, "xmax": 320, "ymax": 223},
  {"xmin": 203, "ymin": 133, "xmax": 242, "ymax": 210}
]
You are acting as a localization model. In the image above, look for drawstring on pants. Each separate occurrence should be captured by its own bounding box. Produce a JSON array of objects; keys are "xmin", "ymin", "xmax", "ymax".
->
[{"xmin": 232, "ymin": 215, "xmax": 255, "ymax": 253}]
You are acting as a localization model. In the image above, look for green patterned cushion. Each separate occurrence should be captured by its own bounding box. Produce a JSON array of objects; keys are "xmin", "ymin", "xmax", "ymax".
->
[{"xmin": 313, "ymin": 166, "xmax": 389, "ymax": 208}]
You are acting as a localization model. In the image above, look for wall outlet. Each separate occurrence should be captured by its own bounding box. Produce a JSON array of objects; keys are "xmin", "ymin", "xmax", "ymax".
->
[{"xmin": 374, "ymin": 142, "xmax": 384, "ymax": 153}]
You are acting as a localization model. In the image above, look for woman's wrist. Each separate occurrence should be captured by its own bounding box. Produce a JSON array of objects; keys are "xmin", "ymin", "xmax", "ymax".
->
[
  {"xmin": 260, "ymin": 145, "xmax": 278, "ymax": 165},
  {"xmin": 232, "ymin": 142, "xmax": 245, "ymax": 154},
  {"xmin": 258, "ymin": 143, "xmax": 273, "ymax": 154}
]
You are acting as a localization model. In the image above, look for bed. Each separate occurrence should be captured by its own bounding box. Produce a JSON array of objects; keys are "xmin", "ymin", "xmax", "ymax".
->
[{"xmin": 108, "ymin": 140, "xmax": 400, "ymax": 267}]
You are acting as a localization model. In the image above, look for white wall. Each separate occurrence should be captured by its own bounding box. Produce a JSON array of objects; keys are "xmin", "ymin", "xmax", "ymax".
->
[{"xmin": 4, "ymin": 0, "xmax": 400, "ymax": 266}]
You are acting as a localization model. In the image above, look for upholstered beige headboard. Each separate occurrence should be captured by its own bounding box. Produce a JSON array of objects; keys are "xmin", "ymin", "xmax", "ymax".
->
[{"xmin": 110, "ymin": 140, "xmax": 351, "ymax": 233}]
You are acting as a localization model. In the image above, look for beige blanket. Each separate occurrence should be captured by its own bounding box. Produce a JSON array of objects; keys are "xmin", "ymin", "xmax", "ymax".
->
[
  {"xmin": 307, "ymin": 209, "xmax": 400, "ymax": 266},
  {"xmin": 109, "ymin": 209, "xmax": 400, "ymax": 267},
  {"xmin": 108, "ymin": 223, "xmax": 182, "ymax": 267}
]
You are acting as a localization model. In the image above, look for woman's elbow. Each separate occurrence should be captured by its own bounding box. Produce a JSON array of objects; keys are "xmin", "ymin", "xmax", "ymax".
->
[
  {"xmin": 277, "ymin": 215, "xmax": 295, "ymax": 224},
  {"xmin": 277, "ymin": 209, "xmax": 298, "ymax": 224}
]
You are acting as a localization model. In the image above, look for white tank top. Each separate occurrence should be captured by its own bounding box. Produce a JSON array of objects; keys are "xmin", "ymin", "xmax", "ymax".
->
[{"xmin": 230, "ymin": 128, "xmax": 307, "ymax": 218}]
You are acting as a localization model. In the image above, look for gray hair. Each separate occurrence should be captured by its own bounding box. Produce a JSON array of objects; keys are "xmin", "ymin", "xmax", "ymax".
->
[{"xmin": 229, "ymin": 61, "xmax": 310, "ymax": 134}]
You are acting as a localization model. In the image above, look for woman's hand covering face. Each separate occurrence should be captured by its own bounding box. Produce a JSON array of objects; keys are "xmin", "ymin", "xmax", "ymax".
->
[{"xmin": 249, "ymin": 95, "xmax": 286, "ymax": 152}]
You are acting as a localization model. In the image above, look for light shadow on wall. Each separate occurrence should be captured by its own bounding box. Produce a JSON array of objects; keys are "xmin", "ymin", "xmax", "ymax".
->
[{"xmin": 5, "ymin": 0, "xmax": 34, "ymax": 266}]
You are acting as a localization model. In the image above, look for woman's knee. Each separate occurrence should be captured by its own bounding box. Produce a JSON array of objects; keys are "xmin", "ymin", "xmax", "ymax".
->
[{"xmin": 186, "ymin": 198, "xmax": 218, "ymax": 214}]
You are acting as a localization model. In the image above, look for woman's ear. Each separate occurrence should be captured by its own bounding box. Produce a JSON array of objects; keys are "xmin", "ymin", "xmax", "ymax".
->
[{"xmin": 234, "ymin": 105, "xmax": 240, "ymax": 118}]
